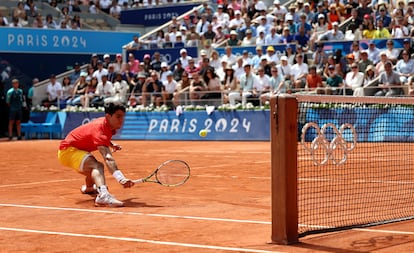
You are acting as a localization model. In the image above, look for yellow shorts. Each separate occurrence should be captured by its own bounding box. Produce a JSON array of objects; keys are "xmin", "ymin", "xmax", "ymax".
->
[{"xmin": 58, "ymin": 147, "xmax": 90, "ymax": 173}]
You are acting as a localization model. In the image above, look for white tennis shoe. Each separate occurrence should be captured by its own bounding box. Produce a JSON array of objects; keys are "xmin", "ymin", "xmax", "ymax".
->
[
  {"xmin": 95, "ymin": 193, "xmax": 124, "ymax": 207},
  {"xmin": 80, "ymin": 184, "xmax": 98, "ymax": 195}
]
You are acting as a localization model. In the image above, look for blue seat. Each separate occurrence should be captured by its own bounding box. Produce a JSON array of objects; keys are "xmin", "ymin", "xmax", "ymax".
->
[
  {"xmin": 21, "ymin": 112, "xmax": 62, "ymax": 139},
  {"xmin": 39, "ymin": 113, "xmax": 62, "ymax": 139}
]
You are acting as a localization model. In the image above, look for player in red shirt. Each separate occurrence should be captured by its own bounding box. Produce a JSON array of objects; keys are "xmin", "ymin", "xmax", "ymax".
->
[{"xmin": 58, "ymin": 103, "xmax": 134, "ymax": 207}]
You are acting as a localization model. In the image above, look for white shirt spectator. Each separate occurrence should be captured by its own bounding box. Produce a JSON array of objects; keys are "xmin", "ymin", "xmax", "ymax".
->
[
  {"xmin": 95, "ymin": 80, "xmax": 114, "ymax": 97},
  {"xmin": 291, "ymin": 62, "xmax": 309, "ymax": 80},
  {"xmin": 46, "ymin": 80, "xmax": 62, "ymax": 101}
]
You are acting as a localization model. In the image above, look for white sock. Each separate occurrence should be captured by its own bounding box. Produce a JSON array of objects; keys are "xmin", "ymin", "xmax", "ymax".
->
[{"xmin": 98, "ymin": 185, "xmax": 109, "ymax": 195}]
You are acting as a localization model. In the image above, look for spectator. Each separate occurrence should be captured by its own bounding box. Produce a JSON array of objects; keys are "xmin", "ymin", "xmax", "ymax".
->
[
  {"xmin": 142, "ymin": 71, "xmax": 163, "ymax": 107},
  {"xmin": 362, "ymin": 20, "xmax": 376, "ymax": 39},
  {"xmin": 318, "ymin": 22, "xmax": 344, "ymax": 41},
  {"xmin": 9, "ymin": 17, "xmax": 22, "ymax": 28},
  {"xmin": 376, "ymin": 61, "xmax": 403, "ymax": 96},
  {"xmin": 343, "ymin": 62, "xmax": 364, "ymax": 95},
  {"xmin": 313, "ymin": 43, "xmax": 329, "ymax": 72},
  {"xmin": 67, "ymin": 72, "xmax": 88, "ymax": 107},
  {"xmin": 229, "ymin": 63, "xmax": 260, "ymax": 106},
  {"xmin": 150, "ymin": 52, "xmax": 162, "ymax": 72},
  {"xmin": 325, "ymin": 64, "xmax": 344, "ymax": 95},
  {"xmin": 375, "ymin": 6, "xmax": 392, "ymax": 29},
  {"xmin": 90, "ymin": 53, "xmax": 99, "ymax": 71},
  {"xmin": 209, "ymin": 50, "xmax": 221, "ymax": 70},
  {"xmin": 265, "ymin": 26, "xmax": 282, "ymax": 45},
  {"xmin": 92, "ymin": 60, "xmax": 109, "ymax": 82},
  {"xmin": 128, "ymin": 73, "xmax": 145, "ymax": 107},
  {"xmin": 222, "ymin": 66, "xmax": 238, "ymax": 104},
  {"xmin": 202, "ymin": 68, "xmax": 222, "ymax": 102},
  {"xmin": 358, "ymin": 50, "xmax": 374, "ymax": 73},
  {"xmin": 91, "ymin": 74, "xmax": 114, "ymax": 107},
  {"xmin": 255, "ymin": 29, "xmax": 266, "ymax": 46},
  {"xmin": 367, "ymin": 41, "xmax": 381, "ymax": 64},
  {"xmin": 159, "ymin": 62, "xmax": 170, "ymax": 83},
  {"xmin": 61, "ymin": 76, "xmax": 74, "ymax": 106},
  {"xmin": 214, "ymin": 4, "xmax": 230, "ymax": 29},
  {"xmin": 0, "ymin": 11, "xmax": 9, "ymax": 26},
  {"xmin": 104, "ymin": 73, "xmax": 129, "ymax": 105},
  {"xmin": 277, "ymin": 56, "xmax": 293, "ymax": 90},
  {"xmin": 110, "ymin": 0, "xmax": 122, "ymax": 19},
  {"xmin": 327, "ymin": 4, "xmax": 342, "ymax": 30},
  {"xmin": 305, "ymin": 65, "xmax": 324, "ymax": 94},
  {"xmin": 113, "ymin": 53, "xmax": 123, "ymax": 73},
  {"xmin": 309, "ymin": 14, "xmax": 328, "ymax": 49},
  {"xmin": 161, "ymin": 71, "xmax": 177, "ymax": 107},
  {"xmin": 6, "ymin": 79, "xmax": 25, "ymax": 140},
  {"xmin": 373, "ymin": 19, "xmax": 391, "ymax": 39},
  {"xmin": 189, "ymin": 72, "xmax": 207, "ymax": 103},
  {"xmin": 395, "ymin": 50, "xmax": 414, "ymax": 84},
  {"xmin": 264, "ymin": 46, "xmax": 279, "ymax": 65},
  {"xmin": 261, "ymin": 66, "xmax": 285, "ymax": 104},
  {"xmin": 291, "ymin": 54, "xmax": 309, "ymax": 92},
  {"xmin": 45, "ymin": 14, "xmax": 57, "ymax": 29},
  {"xmin": 384, "ymin": 39, "xmax": 401, "ymax": 64},
  {"xmin": 25, "ymin": 0, "xmax": 38, "ymax": 18},
  {"xmin": 354, "ymin": 65, "xmax": 379, "ymax": 96},
  {"xmin": 13, "ymin": 1, "xmax": 28, "ymax": 26},
  {"xmin": 241, "ymin": 29, "xmax": 255, "ymax": 46},
  {"xmin": 125, "ymin": 35, "xmax": 142, "ymax": 51},
  {"xmin": 128, "ymin": 53, "xmax": 140, "ymax": 75},
  {"xmin": 271, "ymin": 0, "xmax": 288, "ymax": 20},
  {"xmin": 42, "ymin": 74, "xmax": 62, "ymax": 107},
  {"xmin": 173, "ymin": 71, "xmax": 191, "ymax": 106},
  {"xmin": 293, "ymin": 26, "xmax": 310, "ymax": 48},
  {"xmin": 280, "ymin": 26, "xmax": 295, "ymax": 44}
]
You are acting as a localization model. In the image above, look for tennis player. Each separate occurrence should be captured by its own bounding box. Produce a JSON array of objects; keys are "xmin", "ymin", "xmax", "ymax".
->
[{"xmin": 58, "ymin": 103, "xmax": 134, "ymax": 207}]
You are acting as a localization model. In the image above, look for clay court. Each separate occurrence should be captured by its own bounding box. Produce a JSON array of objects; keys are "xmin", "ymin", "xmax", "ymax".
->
[{"xmin": 1, "ymin": 140, "xmax": 414, "ymax": 252}]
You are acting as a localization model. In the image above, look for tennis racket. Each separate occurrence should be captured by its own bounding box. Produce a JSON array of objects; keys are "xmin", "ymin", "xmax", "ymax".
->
[{"xmin": 133, "ymin": 160, "xmax": 190, "ymax": 187}]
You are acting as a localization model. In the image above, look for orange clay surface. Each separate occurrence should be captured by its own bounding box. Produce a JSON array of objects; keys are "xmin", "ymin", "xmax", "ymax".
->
[{"xmin": 0, "ymin": 140, "xmax": 414, "ymax": 253}]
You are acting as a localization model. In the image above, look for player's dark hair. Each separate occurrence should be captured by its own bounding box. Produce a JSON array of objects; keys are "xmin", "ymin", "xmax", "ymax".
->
[{"xmin": 104, "ymin": 103, "xmax": 126, "ymax": 115}]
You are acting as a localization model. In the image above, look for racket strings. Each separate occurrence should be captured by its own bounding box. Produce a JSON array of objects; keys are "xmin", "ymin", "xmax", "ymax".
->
[{"xmin": 156, "ymin": 161, "xmax": 189, "ymax": 186}]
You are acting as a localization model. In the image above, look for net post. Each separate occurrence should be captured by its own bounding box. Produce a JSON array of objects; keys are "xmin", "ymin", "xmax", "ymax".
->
[{"xmin": 270, "ymin": 94, "xmax": 298, "ymax": 244}]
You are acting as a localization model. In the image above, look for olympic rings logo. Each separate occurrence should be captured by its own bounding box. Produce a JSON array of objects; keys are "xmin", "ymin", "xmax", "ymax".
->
[{"xmin": 301, "ymin": 123, "xmax": 357, "ymax": 165}]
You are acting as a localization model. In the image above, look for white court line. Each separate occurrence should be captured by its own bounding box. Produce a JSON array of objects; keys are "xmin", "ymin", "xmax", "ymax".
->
[
  {"xmin": 0, "ymin": 203, "xmax": 271, "ymax": 225},
  {"xmin": 2, "ymin": 203, "xmax": 414, "ymax": 236},
  {"xmin": 0, "ymin": 227, "xmax": 284, "ymax": 253},
  {"xmin": 0, "ymin": 179, "xmax": 78, "ymax": 188}
]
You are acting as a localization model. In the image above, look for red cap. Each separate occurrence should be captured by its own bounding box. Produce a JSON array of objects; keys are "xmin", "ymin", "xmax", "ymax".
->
[{"xmin": 364, "ymin": 14, "xmax": 370, "ymax": 19}]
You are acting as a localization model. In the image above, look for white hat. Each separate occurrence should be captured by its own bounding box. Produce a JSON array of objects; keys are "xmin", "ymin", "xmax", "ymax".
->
[
  {"xmin": 332, "ymin": 21, "xmax": 339, "ymax": 26},
  {"xmin": 161, "ymin": 62, "xmax": 168, "ymax": 68},
  {"xmin": 380, "ymin": 51, "xmax": 387, "ymax": 56},
  {"xmin": 180, "ymin": 48, "xmax": 187, "ymax": 54},
  {"xmin": 175, "ymin": 32, "xmax": 182, "ymax": 37},
  {"xmin": 280, "ymin": 56, "xmax": 288, "ymax": 61},
  {"xmin": 318, "ymin": 14, "xmax": 325, "ymax": 19},
  {"xmin": 273, "ymin": 0, "xmax": 280, "ymax": 4},
  {"xmin": 235, "ymin": 10, "xmax": 241, "ymax": 15},
  {"xmin": 200, "ymin": 49, "xmax": 207, "ymax": 55},
  {"xmin": 80, "ymin": 72, "xmax": 88, "ymax": 77},
  {"xmin": 255, "ymin": 1, "xmax": 267, "ymax": 11},
  {"xmin": 230, "ymin": 30, "xmax": 238, "ymax": 35},
  {"xmin": 103, "ymin": 54, "xmax": 110, "ymax": 59},
  {"xmin": 286, "ymin": 14, "xmax": 293, "ymax": 21},
  {"xmin": 180, "ymin": 26, "xmax": 187, "ymax": 31}
]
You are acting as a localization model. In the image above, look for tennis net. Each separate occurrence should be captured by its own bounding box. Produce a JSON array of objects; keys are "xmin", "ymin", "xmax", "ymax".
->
[{"xmin": 270, "ymin": 95, "xmax": 414, "ymax": 242}]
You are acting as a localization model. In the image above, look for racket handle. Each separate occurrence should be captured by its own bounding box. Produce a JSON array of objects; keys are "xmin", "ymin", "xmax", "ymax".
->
[{"xmin": 132, "ymin": 178, "xmax": 145, "ymax": 184}]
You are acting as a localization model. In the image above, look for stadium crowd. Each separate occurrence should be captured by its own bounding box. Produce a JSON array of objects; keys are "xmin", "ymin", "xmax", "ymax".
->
[{"xmin": 4, "ymin": 0, "xmax": 414, "ymax": 117}]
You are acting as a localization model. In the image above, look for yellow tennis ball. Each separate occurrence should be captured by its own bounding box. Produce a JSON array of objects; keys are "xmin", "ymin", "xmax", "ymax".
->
[{"xmin": 199, "ymin": 129, "xmax": 208, "ymax": 137}]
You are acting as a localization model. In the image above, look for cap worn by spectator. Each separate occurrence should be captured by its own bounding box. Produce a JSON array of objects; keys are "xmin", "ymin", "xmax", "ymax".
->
[
  {"xmin": 364, "ymin": 14, "xmax": 371, "ymax": 19},
  {"xmin": 230, "ymin": 30, "xmax": 238, "ymax": 36},
  {"xmin": 332, "ymin": 22, "xmax": 339, "ymax": 26},
  {"xmin": 144, "ymin": 54, "xmax": 151, "ymax": 59},
  {"xmin": 12, "ymin": 78, "xmax": 19, "ymax": 83},
  {"xmin": 235, "ymin": 10, "xmax": 241, "ymax": 15},
  {"xmin": 138, "ymin": 73, "xmax": 146, "ymax": 78},
  {"xmin": 104, "ymin": 54, "xmax": 110, "ymax": 59},
  {"xmin": 286, "ymin": 14, "xmax": 293, "ymax": 21},
  {"xmin": 256, "ymin": 46, "xmax": 263, "ymax": 51},
  {"xmin": 281, "ymin": 56, "xmax": 288, "ymax": 61},
  {"xmin": 246, "ymin": 29, "xmax": 252, "ymax": 34},
  {"xmin": 92, "ymin": 53, "xmax": 98, "ymax": 58},
  {"xmin": 97, "ymin": 60, "xmax": 103, "ymax": 65},
  {"xmin": 267, "ymin": 46, "xmax": 275, "ymax": 52},
  {"xmin": 161, "ymin": 62, "xmax": 168, "ymax": 68},
  {"xmin": 328, "ymin": 65, "xmax": 335, "ymax": 69},
  {"xmin": 346, "ymin": 54, "xmax": 355, "ymax": 60},
  {"xmin": 74, "ymin": 62, "xmax": 80, "ymax": 66},
  {"xmin": 273, "ymin": 0, "xmax": 280, "ymax": 4},
  {"xmin": 80, "ymin": 72, "xmax": 88, "ymax": 77},
  {"xmin": 318, "ymin": 14, "xmax": 325, "ymax": 19},
  {"xmin": 180, "ymin": 48, "xmax": 187, "ymax": 54},
  {"xmin": 380, "ymin": 51, "xmax": 387, "ymax": 56},
  {"xmin": 404, "ymin": 38, "xmax": 410, "ymax": 43},
  {"xmin": 166, "ymin": 71, "xmax": 173, "ymax": 76},
  {"xmin": 361, "ymin": 50, "xmax": 368, "ymax": 55},
  {"xmin": 116, "ymin": 53, "xmax": 122, "ymax": 58},
  {"xmin": 243, "ymin": 62, "xmax": 251, "ymax": 67},
  {"xmin": 200, "ymin": 49, "xmax": 207, "ymax": 56}
]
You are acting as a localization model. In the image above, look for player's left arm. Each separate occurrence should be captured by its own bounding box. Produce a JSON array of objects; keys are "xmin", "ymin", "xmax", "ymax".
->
[{"xmin": 97, "ymin": 145, "xmax": 133, "ymax": 188}]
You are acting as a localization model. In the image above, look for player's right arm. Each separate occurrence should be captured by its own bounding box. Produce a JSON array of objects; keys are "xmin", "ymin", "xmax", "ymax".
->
[{"xmin": 97, "ymin": 146, "xmax": 134, "ymax": 188}]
